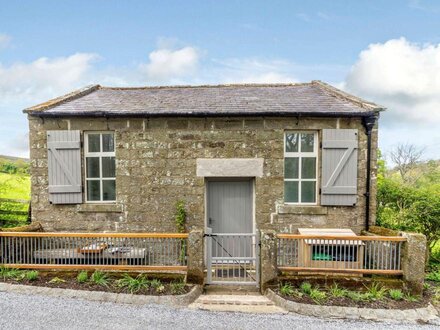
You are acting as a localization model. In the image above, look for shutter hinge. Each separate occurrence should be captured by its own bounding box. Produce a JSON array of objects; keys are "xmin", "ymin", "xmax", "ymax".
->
[
  {"xmin": 319, "ymin": 142, "xmax": 323, "ymax": 149},
  {"xmin": 80, "ymin": 141, "xmax": 84, "ymax": 148},
  {"xmin": 319, "ymin": 188, "xmax": 322, "ymax": 195}
]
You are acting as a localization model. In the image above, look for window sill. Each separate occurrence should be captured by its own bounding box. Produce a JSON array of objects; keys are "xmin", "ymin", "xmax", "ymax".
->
[
  {"xmin": 278, "ymin": 205, "xmax": 328, "ymax": 215},
  {"xmin": 77, "ymin": 203, "xmax": 123, "ymax": 213}
]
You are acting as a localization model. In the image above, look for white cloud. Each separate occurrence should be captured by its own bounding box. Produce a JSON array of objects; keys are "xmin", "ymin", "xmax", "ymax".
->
[
  {"xmin": 0, "ymin": 33, "xmax": 11, "ymax": 49},
  {"xmin": 141, "ymin": 46, "xmax": 200, "ymax": 82},
  {"xmin": 344, "ymin": 37, "xmax": 440, "ymax": 125},
  {"xmin": 211, "ymin": 58, "xmax": 297, "ymax": 84},
  {"xmin": 0, "ymin": 53, "xmax": 99, "ymax": 104},
  {"xmin": 342, "ymin": 37, "xmax": 440, "ymax": 160}
]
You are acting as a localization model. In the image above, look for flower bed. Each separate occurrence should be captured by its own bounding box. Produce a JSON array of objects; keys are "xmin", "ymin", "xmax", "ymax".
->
[
  {"xmin": 276, "ymin": 281, "xmax": 433, "ymax": 309},
  {"xmin": 0, "ymin": 267, "xmax": 191, "ymax": 295}
]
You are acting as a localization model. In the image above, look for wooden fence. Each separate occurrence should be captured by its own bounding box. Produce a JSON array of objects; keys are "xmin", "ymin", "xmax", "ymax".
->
[
  {"xmin": 0, "ymin": 232, "xmax": 188, "ymax": 271},
  {"xmin": 0, "ymin": 198, "xmax": 30, "ymax": 227},
  {"xmin": 277, "ymin": 234, "xmax": 406, "ymax": 275}
]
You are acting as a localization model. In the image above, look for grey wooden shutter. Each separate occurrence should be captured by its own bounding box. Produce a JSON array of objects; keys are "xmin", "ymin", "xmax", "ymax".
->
[
  {"xmin": 321, "ymin": 129, "xmax": 358, "ymax": 206},
  {"xmin": 47, "ymin": 130, "xmax": 82, "ymax": 204}
]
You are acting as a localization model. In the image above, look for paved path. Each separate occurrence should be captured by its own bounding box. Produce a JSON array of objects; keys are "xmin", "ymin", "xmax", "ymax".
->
[{"xmin": 0, "ymin": 291, "xmax": 437, "ymax": 330}]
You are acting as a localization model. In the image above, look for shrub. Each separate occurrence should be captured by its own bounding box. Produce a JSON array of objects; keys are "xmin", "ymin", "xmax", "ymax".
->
[
  {"xmin": 329, "ymin": 283, "xmax": 347, "ymax": 298},
  {"xmin": 279, "ymin": 283, "xmax": 295, "ymax": 296},
  {"xmin": 76, "ymin": 271, "xmax": 88, "ymax": 284},
  {"xmin": 25, "ymin": 270, "xmax": 39, "ymax": 281},
  {"xmin": 309, "ymin": 287, "xmax": 326, "ymax": 304},
  {"xmin": 116, "ymin": 274, "xmax": 149, "ymax": 294},
  {"xmin": 90, "ymin": 271, "xmax": 109, "ymax": 287},
  {"xmin": 426, "ymin": 271, "xmax": 440, "ymax": 282},
  {"xmin": 364, "ymin": 282, "xmax": 387, "ymax": 300},
  {"xmin": 170, "ymin": 281, "xmax": 186, "ymax": 295},
  {"xmin": 300, "ymin": 282, "xmax": 312, "ymax": 295},
  {"xmin": 389, "ymin": 289, "xmax": 403, "ymax": 300}
]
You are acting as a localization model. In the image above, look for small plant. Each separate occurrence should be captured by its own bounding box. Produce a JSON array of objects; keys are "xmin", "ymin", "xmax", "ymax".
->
[
  {"xmin": 76, "ymin": 271, "xmax": 88, "ymax": 284},
  {"xmin": 309, "ymin": 287, "xmax": 326, "ymax": 304},
  {"xmin": 149, "ymin": 278, "xmax": 165, "ymax": 293},
  {"xmin": 49, "ymin": 277, "xmax": 66, "ymax": 284},
  {"xmin": 2, "ymin": 268, "xmax": 25, "ymax": 281},
  {"xmin": 404, "ymin": 292, "xmax": 419, "ymax": 302},
  {"xmin": 90, "ymin": 271, "xmax": 109, "ymax": 287},
  {"xmin": 25, "ymin": 270, "xmax": 39, "ymax": 281},
  {"xmin": 389, "ymin": 289, "xmax": 403, "ymax": 300},
  {"xmin": 300, "ymin": 282, "xmax": 312, "ymax": 295},
  {"xmin": 170, "ymin": 281, "xmax": 186, "ymax": 295},
  {"xmin": 329, "ymin": 283, "xmax": 347, "ymax": 298},
  {"xmin": 279, "ymin": 283, "xmax": 295, "ymax": 296},
  {"xmin": 364, "ymin": 282, "xmax": 387, "ymax": 301},
  {"xmin": 423, "ymin": 282, "xmax": 431, "ymax": 291},
  {"xmin": 346, "ymin": 290, "xmax": 367, "ymax": 302},
  {"xmin": 116, "ymin": 274, "xmax": 149, "ymax": 294},
  {"xmin": 149, "ymin": 278, "xmax": 162, "ymax": 289}
]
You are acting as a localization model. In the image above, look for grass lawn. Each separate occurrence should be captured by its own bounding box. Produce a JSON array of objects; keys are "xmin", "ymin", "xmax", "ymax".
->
[
  {"xmin": 0, "ymin": 172, "xmax": 30, "ymax": 227},
  {"xmin": 0, "ymin": 172, "xmax": 30, "ymax": 200}
]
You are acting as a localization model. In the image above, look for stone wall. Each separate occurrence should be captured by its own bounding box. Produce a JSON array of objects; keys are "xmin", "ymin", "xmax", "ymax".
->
[{"xmin": 28, "ymin": 115, "xmax": 378, "ymax": 233}]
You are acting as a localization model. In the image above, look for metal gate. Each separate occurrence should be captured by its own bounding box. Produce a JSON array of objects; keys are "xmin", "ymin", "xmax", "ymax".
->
[{"xmin": 205, "ymin": 228, "xmax": 259, "ymax": 286}]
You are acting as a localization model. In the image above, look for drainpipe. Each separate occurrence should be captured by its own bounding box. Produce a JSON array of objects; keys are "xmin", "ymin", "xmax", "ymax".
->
[{"xmin": 362, "ymin": 115, "xmax": 377, "ymax": 232}]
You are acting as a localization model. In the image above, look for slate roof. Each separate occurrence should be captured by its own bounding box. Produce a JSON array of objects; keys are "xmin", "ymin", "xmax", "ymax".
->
[{"xmin": 23, "ymin": 81, "xmax": 384, "ymax": 118}]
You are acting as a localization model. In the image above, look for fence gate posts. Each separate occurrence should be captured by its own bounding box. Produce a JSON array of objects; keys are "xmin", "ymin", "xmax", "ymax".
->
[
  {"xmin": 187, "ymin": 229, "xmax": 205, "ymax": 284},
  {"xmin": 400, "ymin": 232, "xmax": 426, "ymax": 294},
  {"xmin": 259, "ymin": 229, "xmax": 278, "ymax": 291}
]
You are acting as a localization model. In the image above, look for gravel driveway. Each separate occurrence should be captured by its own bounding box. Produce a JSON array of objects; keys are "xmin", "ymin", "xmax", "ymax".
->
[{"xmin": 0, "ymin": 291, "xmax": 437, "ymax": 330}]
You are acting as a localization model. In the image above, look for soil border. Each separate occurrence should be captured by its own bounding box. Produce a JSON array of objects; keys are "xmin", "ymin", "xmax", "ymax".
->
[
  {"xmin": 266, "ymin": 289, "xmax": 439, "ymax": 324},
  {"xmin": 0, "ymin": 282, "xmax": 202, "ymax": 307}
]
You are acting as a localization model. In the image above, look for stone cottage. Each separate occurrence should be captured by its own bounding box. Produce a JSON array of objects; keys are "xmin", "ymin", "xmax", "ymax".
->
[{"xmin": 24, "ymin": 81, "xmax": 382, "ymax": 237}]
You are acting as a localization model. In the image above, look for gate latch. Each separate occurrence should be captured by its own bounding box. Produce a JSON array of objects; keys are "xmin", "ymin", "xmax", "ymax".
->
[{"xmin": 203, "ymin": 233, "xmax": 217, "ymax": 237}]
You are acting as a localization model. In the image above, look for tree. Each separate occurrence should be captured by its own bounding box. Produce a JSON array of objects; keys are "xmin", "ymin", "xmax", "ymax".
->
[{"xmin": 389, "ymin": 143, "xmax": 424, "ymax": 183}]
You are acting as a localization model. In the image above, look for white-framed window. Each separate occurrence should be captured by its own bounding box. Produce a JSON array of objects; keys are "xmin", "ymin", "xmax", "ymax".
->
[
  {"xmin": 84, "ymin": 132, "xmax": 116, "ymax": 203},
  {"xmin": 284, "ymin": 131, "xmax": 318, "ymax": 204}
]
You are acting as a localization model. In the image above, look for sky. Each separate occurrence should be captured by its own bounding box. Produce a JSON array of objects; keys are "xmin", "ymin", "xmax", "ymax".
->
[{"xmin": 0, "ymin": 0, "xmax": 439, "ymax": 161}]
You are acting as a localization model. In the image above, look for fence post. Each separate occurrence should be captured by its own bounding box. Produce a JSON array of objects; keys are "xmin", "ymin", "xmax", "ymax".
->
[
  {"xmin": 400, "ymin": 232, "xmax": 426, "ymax": 294},
  {"xmin": 187, "ymin": 229, "xmax": 205, "ymax": 284},
  {"xmin": 260, "ymin": 229, "xmax": 278, "ymax": 291}
]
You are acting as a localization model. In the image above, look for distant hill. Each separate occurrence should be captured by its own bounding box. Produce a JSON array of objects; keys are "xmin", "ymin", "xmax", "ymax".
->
[{"xmin": 0, "ymin": 155, "xmax": 29, "ymax": 163}]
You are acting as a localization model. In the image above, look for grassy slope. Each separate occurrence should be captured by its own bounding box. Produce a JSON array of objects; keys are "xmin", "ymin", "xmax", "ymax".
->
[{"xmin": 0, "ymin": 172, "xmax": 30, "ymax": 200}]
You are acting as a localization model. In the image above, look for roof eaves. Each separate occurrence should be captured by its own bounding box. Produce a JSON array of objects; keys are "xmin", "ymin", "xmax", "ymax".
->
[
  {"xmin": 23, "ymin": 85, "xmax": 101, "ymax": 114},
  {"xmin": 311, "ymin": 80, "xmax": 386, "ymax": 112}
]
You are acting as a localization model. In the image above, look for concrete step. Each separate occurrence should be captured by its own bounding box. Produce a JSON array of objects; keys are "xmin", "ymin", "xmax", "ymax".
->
[
  {"xmin": 188, "ymin": 294, "xmax": 287, "ymax": 314},
  {"xmin": 204, "ymin": 285, "xmax": 260, "ymax": 295}
]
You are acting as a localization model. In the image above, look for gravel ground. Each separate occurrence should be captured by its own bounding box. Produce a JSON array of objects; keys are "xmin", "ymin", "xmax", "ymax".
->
[{"xmin": 0, "ymin": 291, "xmax": 438, "ymax": 330}]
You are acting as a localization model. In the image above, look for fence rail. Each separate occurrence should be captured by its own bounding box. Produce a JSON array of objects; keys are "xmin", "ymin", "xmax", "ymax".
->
[
  {"xmin": 277, "ymin": 234, "xmax": 406, "ymax": 275},
  {"xmin": 0, "ymin": 232, "xmax": 188, "ymax": 271}
]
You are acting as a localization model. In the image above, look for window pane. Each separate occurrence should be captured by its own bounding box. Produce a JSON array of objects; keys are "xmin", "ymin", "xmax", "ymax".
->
[
  {"xmin": 86, "ymin": 157, "xmax": 100, "ymax": 178},
  {"xmin": 284, "ymin": 158, "xmax": 299, "ymax": 179},
  {"xmin": 102, "ymin": 180, "xmax": 116, "ymax": 201},
  {"xmin": 87, "ymin": 180, "xmax": 100, "ymax": 201},
  {"xmin": 88, "ymin": 134, "xmax": 101, "ymax": 152},
  {"xmin": 285, "ymin": 133, "xmax": 299, "ymax": 152},
  {"xmin": 301, "ymin": 181, "xmax": 316, "ymax": 203},
  {"xmin": 301, "ymin": 133, "xmax": 314, "ymax": 152},
  {"xmin": 102, "ymin": 157, "xmax": 116, "ymax": 178},
  {"xmin": 301, "ymin": 157, "xmax": 316, "ymax": 179},
  {"xmin": 102, "ymin": 133, "xmax": 115, "ymax": 152},
  {"xmin": 284, "ymin": 181, "xmax": 299, "ymax": 203}
]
